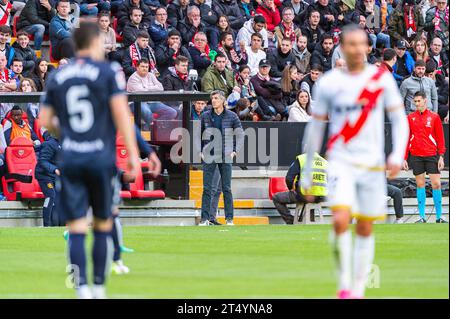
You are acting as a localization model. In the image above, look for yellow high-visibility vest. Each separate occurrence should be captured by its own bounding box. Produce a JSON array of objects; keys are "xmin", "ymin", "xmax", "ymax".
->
[{"xmin": 293, "ymin": 153, "xmax": 328, "ymax": 196}]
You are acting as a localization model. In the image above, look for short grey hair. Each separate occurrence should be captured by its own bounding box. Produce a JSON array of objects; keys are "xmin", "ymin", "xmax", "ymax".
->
[{"xmin": 187, "ymin": 5, "xmax": 200, "ymax": 17}]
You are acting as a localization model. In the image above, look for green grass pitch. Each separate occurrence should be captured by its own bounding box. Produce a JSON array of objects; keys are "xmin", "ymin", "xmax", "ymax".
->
[{"xmin": 0, "ymin": 224, "xmax": 448, "ymax": 299}]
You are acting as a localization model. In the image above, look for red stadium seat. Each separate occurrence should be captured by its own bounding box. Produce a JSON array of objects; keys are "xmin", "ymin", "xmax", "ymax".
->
[
  {"xmin": 1, "ymin": 137, "xmax": 44, "ymax": 201},
  {"xmin": 268, "ymin": 177, "xmax": 288, "ymax": 200},
  {"xmin": 49, "ymin": 44, "xmax": 59, "ymax": 64},
  {"xmin": 112, "ymin": 17, "xmax": 123, "ymax": 43},
  {"xmin": 33, "ymin": 117, "xmax": 44, "ymax": 142},
  {"xmin": 116, "ymin": 136, "xmax": 165, "ymax": 200}
]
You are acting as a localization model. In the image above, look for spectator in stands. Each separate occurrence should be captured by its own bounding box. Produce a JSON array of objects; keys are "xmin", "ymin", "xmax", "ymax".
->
[
  {"xmin": 162, "ymin": 55, "xmax": 194, "ymax": 91},
  {"xmin": 393, "ymin": 39, "xmax": 415, "ymax": 85},
  {"xmin": 0, "ymin": 0, "xmax": 12, "ymax": 27},
  {"xmin": 425, "ymin": 60, "xmax": 448, "ymax": 120},
  {"xmin": 411, "ymin": 38, "xmax": 429, "ymax": 62},
  {"xmin": 429, "ymin": 37, "xmax": 448, "ymax": 77},
  {"xmin": 217, "ymin": 31, "xmax": 247, "ymax": 71},
  {"xmin": 245, "ymin": 32, "xmax": 266, "ymax": 76},
  {"xmin": 17, "ymin": 0, "xmax": 56, "ymax": 57},
  {"xmin": 360, "ymin": 0, "xmax": 391, "ymax": 49},
  {"xmin": 198, "ymin": 90, "xmax": 243, "ymax": 226},
  {"xmin": 127, "ymin": 58, "xmax": 177, "ymax": 129},
  {"xmin": 281, "ymin": 0, "xmax": 309, "ymax": 26},
  {"xmin": 167, "ymin": 0, "xmax": 189, "ymax": 29},
  {"xmin": 272, "ymin": 152, "xmax": 327, "ymax": 224},
  {"xmin": 212, "ymin": 0, "xmax": 245, "ymax": 31},
  {"xmin": 30, "ymin": 58, "xmax": 51, "ymax": 91},
  {"xmin": 300, "ymin": 63, "xmax": 322, "ymax": 102},
  {"xmin": 98, "ymin": 12, "xmax": 118, "ymax": 61},
  {"xmin": 177, "ymin": 5, "xmax": 206, "ymax": 46},
  {"xmin": 256, "ymin": 0, "xmax": 281, "ymax": 32},
  {"xmin": 35, "ymin": 131, "xmax": 60, "ymax": 227},
  {"xmin": 192, "ymin": 0, "xmax": 218, "ymax": 32},
  {"xmin": 251, "ymin": 59, "xmax": 286, "ymax": 119},
  {"xmin": 18, "ymin": 77, "xmax": 39, "ymax": 130},
  {"xmin": 267, "ymin": 37, "xmax": 295, "ymax": 79},
  {"xmin": 288, "ymin": 89, "xmax": 311, "ymax": 122},
  {"xmin": 122, "ymin": 31, "xmax": 158, "ymax": 78},
  {"xmin": 304, "ymin": 0, "xmax": 338, "ymax": 33},
  {"xmin": 49, "ymin": 0, "xmax": 76, "ymax": 61},
  {"xmin": 237, "ymin": 64, "xmax": 278, "ymax": 121},
  {"xmin": 387, "ymin": 183, "xmax": 405, "ymax": 224},
  {"xmin": 281, "ymin": 64, "xmax": 300, "ymax": 106},
  {"xmin": 424, "ymin": 0, "xmax": 449, "ymax": 52},
  {"xmin": 274, "ymin": 7, "xmax": 302, "ymax": 47},
  {"xmin": 301, "ymin": 9, "xmax": 324, "ymax": 53},
  {"xmin": 155, "ymin": 29, "xmax": 193, "ymax": 78},
  {"xmin": 79, "ymin": 1, "xmax": 99, "ymax": 16},
  {"xmin": 0, "ymin": 54, "xmax": 16, "ymax": 92},
  {"xmin": 235, "ymin": 97, "xmax": 258, "ymax": 121},
  {"xmin": 2, "ymin": 105, "xmax": 40, "ymax": 146},
  {"xmin": 208, "ymin": 15, "xmax": 235, "ymax": 50},
  {"xmin": 0, "ymin": 25, "xmax": 15, "ymax": 68},
  {"xmin": 117, "ymin": 0, "xmax": 152, "ymax": 33},
  {"xmin": 400, "ymin": 59, "xmax": 438, "ymax": 113},
  {"xmin": 381, "ymin": 47, "xmax": 397, "ymax": 74},
  {"xmin": 388, "ymin": 0, "xmax": 424, "ymax": 47},
  {"xmin": 10, "ymin": 58, "xmax": 24, "ymax": 88},
  {"xmin": 188, "ymin": 31, "xmax": 213, "ymax": 78},
  {"xmin": 11, "ymin": 31, "xmax": 37, "ymax": 74},
  {"xmin": 293, "ymin": 35, "xmax": 311, "ymax": 80},
  {"xmin": 311, "ymin": 33, "xmax": 334, "ymax": 72},
  {"xmin": 149, "ymin": 6, "xmax": 171, "ymax": 47},
  {"xmin": 238, "ymin": 0, "xmax": 256, "ymax": 20},
  {"xmin": 201, "ymin": 52, "xmax": 239, "ymax": 96},
  {"xmin": 336, "ymin": 0, "xmax": 360, "ymax": 29},
  {"xmin": 122, "ymin": 7, "xmax": 150, "ymax": 48},
  {"xmin": 236, "ymin": 15, "xmax": 268, "ymax": 51},
  {"xmin": 191, "ymin": 100, "xmax": 207, "ymax": 120}
]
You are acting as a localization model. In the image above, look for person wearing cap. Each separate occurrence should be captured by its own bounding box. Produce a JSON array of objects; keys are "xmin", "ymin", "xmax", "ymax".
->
[
  {"xmin": 201, "ymin": 52, "xmax": 240, "ymax": 97},
  {"xmin": 425, "ymin": 60, "xmax": 449, "ymax": 121},
  {"xmin": 155, "ymin": 29, "xmax": 194, "ymax": 78},
  {"xmin": 250, "ymin": 58, "xmax": 286, "ymax": 119},
  {"xmin": 388, "ymin": 0, "xmax": 424, "ymax": 46},
  {"xmin": 400, "ymin": 59, "xmax": 438, "ymax": 113},
  {"xmin": 392, "ymin": 39, "xmax": 415, "ymax": 85}
]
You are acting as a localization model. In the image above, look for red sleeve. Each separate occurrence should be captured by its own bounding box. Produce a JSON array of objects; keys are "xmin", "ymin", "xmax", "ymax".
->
[
  {"xmin": 404, "ymin": 116, "xmax": 412, "ymax": 160},
  {"xmin": 434, "ymin": 115, "xmax": 446, "ymax": 156}
]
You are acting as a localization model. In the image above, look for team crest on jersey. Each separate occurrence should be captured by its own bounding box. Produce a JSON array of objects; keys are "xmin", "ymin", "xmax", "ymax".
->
[
  {"xmin": 426, "ymin": 117, "xmax": 432, "ymax": 127},
  {"xmin": 121, "ymin": 149, "xmax": 127, "ymax": 156},
  {"xmin": 18, "ymin": 150, "xmax": 24, "ymax": 156}
]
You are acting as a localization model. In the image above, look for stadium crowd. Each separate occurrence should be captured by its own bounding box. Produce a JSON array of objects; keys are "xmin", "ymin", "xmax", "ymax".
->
[{"xmin": 0, "ymin": 0, "xmax": 449, "ymax": 200}]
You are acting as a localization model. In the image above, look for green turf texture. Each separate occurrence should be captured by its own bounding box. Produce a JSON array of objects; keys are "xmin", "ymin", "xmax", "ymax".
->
[{"xmin": 0, "ymin": 224, "xmax": 448, "ymax": 299}]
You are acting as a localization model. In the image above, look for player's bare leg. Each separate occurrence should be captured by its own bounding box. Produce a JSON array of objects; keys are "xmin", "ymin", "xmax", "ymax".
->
[
  {"xmin": 67, "ymin": 218, "xmax": 91, "ymax": 299},
  {"xmin": 91, "ymin": 217, "xmax": 114, "ymax": 299},
  {"xmin": 331, "ymin": 208, "xmax": 352, "ymax": 299},
  {"xmin": 415, "ymin": 174, "xmax": 427, "ymax": 222},
  {"xmin": 353, "ymin": 220, "xmax": 374, "ymax": 299}
]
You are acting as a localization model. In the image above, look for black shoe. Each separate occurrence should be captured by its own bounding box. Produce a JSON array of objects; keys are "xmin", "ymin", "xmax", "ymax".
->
[
  {"xmin": 415, "ymin": 218, "xmax": 427, "ymax": 223},
  {"xmin": 209, "ymin": 219, "xmax": 223, "ymax": 226},
  {"xmin": 436, "ymin": 218, "xmax": 448, "ymax": 223}
]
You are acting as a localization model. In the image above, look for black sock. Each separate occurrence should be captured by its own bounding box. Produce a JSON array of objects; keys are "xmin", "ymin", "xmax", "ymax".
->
[
  {"xmin": 111, "ymin": 215, "xmax": 121, "ymax": 262},
  {"xmin": 92, "ymin": 231, "xmax": 113, "ymax": 285},
  {"xmin": 68, "ymin": 233, "xmax": 87, "ymax": 287}
]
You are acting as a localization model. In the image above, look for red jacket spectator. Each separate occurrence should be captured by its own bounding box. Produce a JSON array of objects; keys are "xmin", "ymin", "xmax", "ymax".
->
[
  {"xmin": 256, "ymin": 0, "xmax": 281, "ymax": 32},
  {"xmin": 405, "ymin": 108, "xmax": 446, "ymax": 159}
]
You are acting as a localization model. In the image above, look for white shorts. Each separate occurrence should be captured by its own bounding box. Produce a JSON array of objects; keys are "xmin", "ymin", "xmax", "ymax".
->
[{"xmin": 327, "ymin": 160, "xmax": 387, "ymax": 221}]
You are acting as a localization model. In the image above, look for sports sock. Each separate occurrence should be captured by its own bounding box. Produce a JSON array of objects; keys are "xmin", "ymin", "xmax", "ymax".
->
[
  {"xmin": 111, "ymin": 215, "xmax": 122, "ymax": 262},
  {"xmin": 352, "ymin": 235, "xmax": 375, "ymax": 298},
  {"xmin": 92, "ymin": 231, "xmax": 114, "ymax": 285},
  {"xmin": 330, "ymin": 230, "xmax": 352, "ymax": 291},
  {"xmin": 417, "ymin": 187, "xmax": 426, "ymax": 219},
  {"xmin": 432, "ymin": 189, "xmax": 443, "ymax": 220},
  {"xmin": 68, "ymin": 233, "xmax": 87, "ymax": 287}
]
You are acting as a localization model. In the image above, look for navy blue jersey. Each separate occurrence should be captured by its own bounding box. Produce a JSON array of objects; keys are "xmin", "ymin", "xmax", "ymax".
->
[{"xmin": 42, "ymin": 57, "xmax": 126, "ymax": 168}]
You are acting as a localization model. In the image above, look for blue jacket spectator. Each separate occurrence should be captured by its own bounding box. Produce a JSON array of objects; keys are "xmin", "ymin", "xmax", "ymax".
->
[
  {"xmin": 393, "ymin": 50, "xmax": 415, "ymax": 83},
  {"xmin": 49, "ymin": 0, "xmax": 76, "ymax": 60},
  {"xmin": 149, "ymin": 7, "xmax": 172, "ymax": 46}
]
